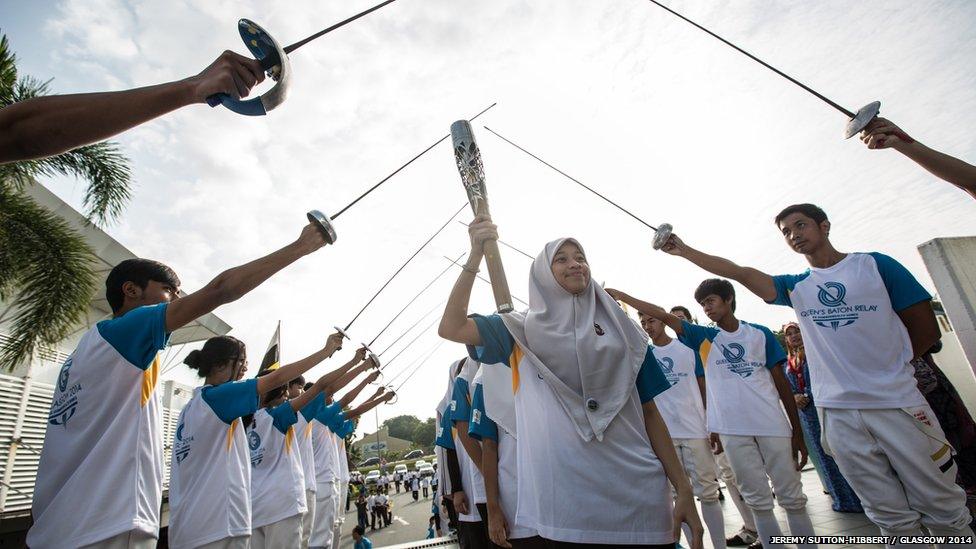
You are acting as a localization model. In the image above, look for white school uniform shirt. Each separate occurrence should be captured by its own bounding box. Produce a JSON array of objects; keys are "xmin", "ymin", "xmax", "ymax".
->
[
  {"xmin": 469, "ymin": 315, "xmax": 674, "ymax": 544},
  {"xmin": 770, "ymin": 252, "xmax": 930, "ymax": 409},
  {"xmin": 28, "ymin": 304, "xmax": 170, "ymax": 549},
  {"xmin": 336, "ymin": 436, "xmax": 351, "ymax": 484},
  {"xmin": 650, "ymin": 339, "xmax": 708, "ymax": 439},
  {"xmin": 411, "ymin": 478, "xmax": 420, "ymax": 490},
  {"xmin": 449, "ymin": 360, "xmax": 487, "ymax": 518},
  {"xmin": 469, "ymin": 370, "xmax": 537, "ymax": 540},
  {"xmin": 169, "ymin": 379, "xmax": 260, "ymax": 548},
  {"xmin": 366, "ymin": 495, "xmax": 376, "ymax": 511},
  {"xmin": 311, "ymin": 401, "xmax": 343, "ymax": 485},
  {"xmin": 296, "ymin": 395, "xmax": 323, "ymax": 494},
  {"xmin": 420, "ymin": 477, "xmax": 430, "ymax": 488},
  {"xmin": 679, "ymin": 319, "xmax": 791, "ymax": 437},
  {"xmin": 248, "ymin": 403, "xmax": 307, "ymax": 529}
]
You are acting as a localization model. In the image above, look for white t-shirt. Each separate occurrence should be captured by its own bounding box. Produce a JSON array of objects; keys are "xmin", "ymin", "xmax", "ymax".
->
[
  {"xmin": 771, "ymin": 252, "xmax": 930, "ymax": 409},
  {"xmin": 449, "ymin": 361, "xmax": 487, "ymax": 517},
  {"xmin": 248, "ymin": 403, "xmax": 307, "ymax": 529},
  {"xmin": 679, "ymin": 320, "xmax": 791, "ymax": 437},
  {"xmin": 367, "ymin": 495, "xmax": 376, "ymax": 511},
  {"xmin": 420, "ymin": 477, "xmax": 430, "ymax": 488},
  {"xmin": 29, "ymin": 304, "xmax": 169, "ymax": 548},
  {"xmin": 295, "ymin": 409, "xmax": 317, "ymax": 493},
  {"xmin": 336, "ymin": 437, "xmax": 351, "ymax": 484},
  {"xmin": 311, "ymin": 401, "xmax": 343, "ymax": 485},
  {"xmin": 169, "ymin": 379, "xmax": 259, "ymax": 548},
  {"xmin": 650, "ymin": 339, "xmax": 708, "ymax": 439},
  {"xmin": 411, "ymin": 478, "xmax": 420, "ymax": 490}
]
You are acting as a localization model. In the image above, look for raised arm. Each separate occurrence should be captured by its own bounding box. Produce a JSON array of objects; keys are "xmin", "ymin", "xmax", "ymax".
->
[
  {"xmin": 288, "ymin": 365, "xmax": 345, "ymax": 412},
  {"xmin": 327, "ymin": 354, "xmax": 376, "ymax": 397},
  {"xmin": 258, "ymin": 332, "xmax": 345, "ymax": 396},
  {"xmin": 165, "ymin": 222, "xmax": 327, "ymax": 333},
  {"xmin": 604, "ymin": 288, "xmax": 684, "ymax": 335},
  {"xmin": 439, "ymin": 215, "xmax": 498, "ymax": 346},
  {"xmin": 660, "ymin": 234, "xmax": 777, "ymax": 303},
  {"xmin": 343, "ymin": 390, "xmax": 394, "ymax": 421},
  {"xmin": 337, "ymin": 371, "xmax": 381, "ymax": 408},
  {"xmin": 0, "ymin": 51, "xmax": 264, "ymax": 164},
  {"xmin": 861, "ymin": 118, "xmax": 976, "ymax": 201}
]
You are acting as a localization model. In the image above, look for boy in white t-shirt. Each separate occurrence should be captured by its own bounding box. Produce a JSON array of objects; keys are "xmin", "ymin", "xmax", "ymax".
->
[
  {"xmin": 28, "ymin": 223, "xmax": 329, "ymax": 549},
  {"xmin": 658, "ymin": 204, "xmax": 975, "ymax": 545},
  {"xmin": 608, "ymin": 282, "xmax": 817, "ymax": 549}
]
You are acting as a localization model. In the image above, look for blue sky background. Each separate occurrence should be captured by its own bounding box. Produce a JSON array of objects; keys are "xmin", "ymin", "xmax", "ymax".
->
[{"xmin": 2, "ymin": 0, "xmax": 975, "ymax": 433}]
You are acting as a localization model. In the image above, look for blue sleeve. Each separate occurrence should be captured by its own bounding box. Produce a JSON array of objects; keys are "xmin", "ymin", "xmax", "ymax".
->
[
  {"xmin": 870, "ymin": 252, "xmax": 931, "ymax": 311},
  {"xmin": 466, "ymin": 314, "xmax": 515, "ymax": 367},
  {"xmin": 769, "ymin": 272, "xmax": 809, "ymax": 308},
  {"xmin": 435, "ymin": 413, "xmax": 455, "ymax": 449},
  {"xmin": 693, "ymin": 345, "xmax": 705, "ymax": 377},
  {"xmin": 677, "ymin": 320, "xmax": 717, "ymax": 350},
  {"xmin": 468, "ymin": 383, "xmax": 498, "ymax": 442},
  {"xmin": 636, "ymin": 347, "xmax": 672, "ymax": 403},
  {"xmin": 757, "ymin": 323, "xmax": 788, "ymax": 369},
  {"xmin": 96, "ymin": 303, "xmax": 170, "ymax": 370},
  {"xmin": 450, "ymin": 378, "xmax": 472, "ymax": 424},
  {"xmin": 340, "ymin": 420, "xmax": 355, "ymax": 438},
  {"xmin": 300, "ymin": 392, "xmax": 325, "ymax": 422},
  {"xmin": 268, "ymin": 401, "xmax": 298, "ymax": 434},
  {"xmin": 315, "ymin": 401, "xmax": 342, "ymax": 425},
  {"xmin": 201, "ymin": 379, "xmax": 259, "ymax": 424},
  {"xmin": 327, "ymin": 411, "xmax": 347, "ymax": 432}
]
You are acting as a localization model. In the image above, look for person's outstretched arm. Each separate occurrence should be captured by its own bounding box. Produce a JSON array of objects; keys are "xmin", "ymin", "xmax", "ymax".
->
[
  {"xmin": 343, "ymin": 390, "xmax": 394, "ymax": 421},
  {"xmin": 259, "ymin": 332, "xmax": 345, "ymax": 396},
  {"xmin": 288, "ymin": 364, "xmax": 352, "ymax": 412},
  {"xmin": 439, "ymin": 215, "xmax": 497, "ymax": 345},
  {"xmin": 328, "ymin": 355, "xmax": 378, "ymax": 398},
  {"xmin": 604, "ymin": 288, "xmax": 685, "ymax": 335},
  {"xmin": 165, "ymin": 222, "xmax": 327, "ymax": 333},
  {"xmin": 660, "ymin": 233, "xmax": 777, "ymax": 302},
  {"xmin": 0, "ymin": 51, "xmax": 264, "ymax": 164},
  {"xmin": 861, "ymin": 118, "xmax": 976, "ymax": 200},
  {"xmin": 337, "ymin": 371, "xmax": 382, "ymax": 408}
]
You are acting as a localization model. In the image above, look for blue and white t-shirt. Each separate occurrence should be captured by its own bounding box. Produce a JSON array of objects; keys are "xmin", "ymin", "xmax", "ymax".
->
[
  {"xmin": 435, "ymin": 409, "xmax": 455, "ymax": 450},
  {"xmin": 679, "ymin": 319, "xmax": 790, "ymax": 437},
  {"xmin": 248, "ymin": 402, "xmax": 307, "ymax": 529},
  {"xmin": 650, "ymin": 339, "xmax": 707, "ymax": 439},
  {"xmin": 29, "ymin": 303, "xmax": 170, "ymax": 548},
  {"xmin": 467, "ymin": 314, "xmax": 673, "ymax": 545},
  {"xmin": 169, "ymin": 379, "xmax": 260, "ymax": 548},
  {"xmin": 769, "ymin": 252, "xmax": 930, "ymax": 409},
  {"xmin": 297, "ymin": 395, "xmax": 322, "ymax": 493},
  {"xmin": 311, "ymin": 400, "xmax": 343, "ymax": 485},
  {"xmin": 449, "ymin": 361, "xmax": 486, "ymax": 521}
]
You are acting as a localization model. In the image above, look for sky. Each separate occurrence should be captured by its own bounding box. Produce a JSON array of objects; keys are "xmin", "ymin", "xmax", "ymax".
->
[{"xmin": 2, "ymin": 0, "xmax": 975, "ymax": 437}]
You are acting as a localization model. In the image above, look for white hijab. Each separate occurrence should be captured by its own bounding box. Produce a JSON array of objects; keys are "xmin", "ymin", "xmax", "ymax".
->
[{"xmin": 499, "ymin": 238, "xmax": 648, "ymax": 441}]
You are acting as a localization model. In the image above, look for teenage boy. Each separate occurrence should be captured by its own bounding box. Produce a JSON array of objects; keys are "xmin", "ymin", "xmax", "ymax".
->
[
  {"xmin": 449, "ymin": 359, "xmax": 494, "ymax": 549},
  {"xmin": 658, "ymin": 204, "xmax": 975, "ymax": 545},
  {"xmin": 670, "ymin": 305, "xmax": 759, "ymax": 548},
  {"xmin": 607, "ymin": 282, "xmax": 816, "ymax": 549},
  {"xmin": 28, "ymin": 223, "xmax": 328, "ymax": 549},
  {"xmin": 632, "ymin": 310, "xmax": 727, "ymax": 549}
]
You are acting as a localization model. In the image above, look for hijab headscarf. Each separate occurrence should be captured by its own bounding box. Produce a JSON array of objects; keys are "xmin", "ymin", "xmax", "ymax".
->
[
  {"xmin": 783, "ymin": 322, "xmax": 807, "ymax": 394},
  {"xmin": 499, "ymin": 238, "xmax": 648, "ymax": 441}
]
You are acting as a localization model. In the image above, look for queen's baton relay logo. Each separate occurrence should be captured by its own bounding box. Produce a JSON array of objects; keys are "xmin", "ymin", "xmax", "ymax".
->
[
  {"xmin": 249, "ymin": 430, "xmax": 264, "ymax": 466},
  {"xmin": 800, "ymin": 281, "xmax": 878, "ymax": 331},
  {"xmin": 656, "ymin": 357, "xmax": 686, "ymax": 387},
  {"xmin": 717, "ymin": 343, "xmax": 759, "ymax": 378},
  {"xmin": 471, "ymin": 408, "xmax": 482, "ymax": 425},
  {"xmin": 174, "ymin": 421, "xmax": 193, "ymax": 463},
  {"xmin": 49, "ymin": 357, "xmax": 81, "ymax": 427}
]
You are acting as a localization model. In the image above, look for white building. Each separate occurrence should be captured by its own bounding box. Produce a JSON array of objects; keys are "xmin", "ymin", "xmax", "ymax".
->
[{"xmin": 0, "ymin": 183, "xmax": 230, "ymax": 523}]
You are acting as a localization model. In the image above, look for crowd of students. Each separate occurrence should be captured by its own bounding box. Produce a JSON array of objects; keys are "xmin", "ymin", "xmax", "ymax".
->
[
  {"xmin": 2, "ymin": 44, "xmax": 975, "ymax": 549},
  {"xmin": 433, "ymin": 202, "xmax": 976, "ymax": 549}
]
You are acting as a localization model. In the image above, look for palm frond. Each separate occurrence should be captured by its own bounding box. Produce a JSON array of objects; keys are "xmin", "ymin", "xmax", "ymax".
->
[
  {"xmin": 0, "ymin": 188, "xmax": 97, "ymax": 370},
  {"xmin": 44, "ymin": 143, "xmax": 133, "ymax": 224},
  {"xmin": 0, "ymin": 33, "xmax": 17, "ymax": 105}
]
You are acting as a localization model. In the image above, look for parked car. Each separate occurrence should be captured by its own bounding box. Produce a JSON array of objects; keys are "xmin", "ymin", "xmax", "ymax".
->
[
  {"xmin": 359, "ymin": 456, "xmax": 381, "ymax": 467},
  {"xmin": 364, "ymin": 470, "xmax": 381, "ymax": 485},
  {"xmin": 418, "ymin": 465, "xmax": 435, "ymax": 478},
  {"xmin": 394, "ymin": 464, "xmax": 408, "ymax": 476},
  {"xmin": 414, "ymin": 460, "xmax": 429, "ymax": 470},
  {"xmin": 403, "ymin": 449, "xmax": 424, "ymax": 460}
]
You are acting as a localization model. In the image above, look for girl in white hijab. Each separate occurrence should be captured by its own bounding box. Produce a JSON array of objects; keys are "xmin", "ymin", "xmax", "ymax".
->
[{"xmin": 439, "ymin": 215, "xmax": 703, "ymax": 549}]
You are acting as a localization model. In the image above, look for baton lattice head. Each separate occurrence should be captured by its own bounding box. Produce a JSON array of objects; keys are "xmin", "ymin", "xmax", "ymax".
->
[{"xmin": 451, "ymin": 120, "xmax": 488, "ymax": 214}]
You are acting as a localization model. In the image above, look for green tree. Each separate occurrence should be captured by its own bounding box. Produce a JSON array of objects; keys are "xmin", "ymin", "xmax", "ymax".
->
[
  {"xmin": 411, "ymin": 417, "xmax": 436, "ymax": 448},
  {"xmin": 0, "ymin": 34, "xmax": 133, "ymax": 370},
  {"xmin": 382, "ymin": 414, "xmax": 422, "ymax": 441}
]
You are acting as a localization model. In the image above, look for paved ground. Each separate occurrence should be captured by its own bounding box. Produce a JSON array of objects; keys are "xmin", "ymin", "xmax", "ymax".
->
[
  {"xmin": 338, "ymin": 469, "xmax": 893, "ymax": 548},
  {"xmin": 338, "ymin": 486, "xmax": 444, "ymax": 548}
]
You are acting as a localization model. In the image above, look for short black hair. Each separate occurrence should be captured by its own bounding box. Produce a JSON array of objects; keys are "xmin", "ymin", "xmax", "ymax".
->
[
  {"xmin": 694, "ymin": 278, "xmax": 736, "ymax": 313},
  {"xmin": 184, "ymin": 336, "xmax": 246, "ymax": 378},
  {"xmin": 353, "ymin": 525, "xmax": 365, "ymax": 536},
  {"xmin": 289, "ymin": 376, "xmax": 306, "ymax": 387},
  {"xmin": 303, "ymin": 382, "xmax": 314, "ymax": 391},
  {"xmin": 105, "ymin": 258, "xmax": 180, "ymax": 313},
  {"xmin": 257, "ymin": 369, "xmax": 287, "ymax": 405},
  {"xmin": 670, "ymin": 305, "xmax": 692, "ymax": 319},
  {"xmin": 774, "ymin": 203, "xmax": 828, "ymax": 228}
]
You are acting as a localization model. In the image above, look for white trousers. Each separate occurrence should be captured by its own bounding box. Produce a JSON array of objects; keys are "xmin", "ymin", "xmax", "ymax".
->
[
  {"xmin": 302, "ymin": 489, "xmax": 316, "ymax": 548},
  {"xmin": 251, "ymin": 513, "xmax": 302, "ymax": 549},
  {"xmin": 720, "ymin": 434, "xmax": 807, "ymax": 512},
  {"xmin": 196, "ymin": 536, "xmax": 250, "ymax": 549},
  {"xmin": 81, "ymin": 530, "xmax": 156, "ymax": 549},
  {"xmin": 673, "ymin": 437, "xmax": 721, "ymax": 503},
  {"xmin": 310, "ymin": 480, "xmax": 339, "ymax": 549},
  {"xmin": 330, "ymin": 481, "xmax": 349, "ymax": 549},
  {"xmin": 821, "ymin": 406, "xmax": 974, "ymax": 540}
]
